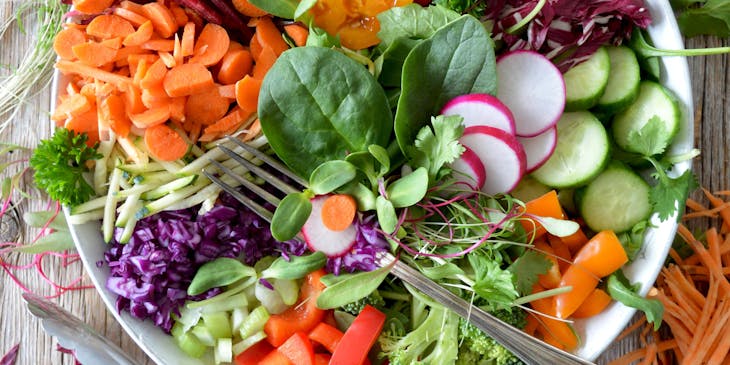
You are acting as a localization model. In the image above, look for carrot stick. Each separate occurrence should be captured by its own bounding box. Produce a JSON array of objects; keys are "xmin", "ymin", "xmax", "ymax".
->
[
  {"xmin": 203, "ymin": 107, "xmax": 251, "ymax": 134},
  {"xmin": 683, "ymin": 276, "xmax": 719, "ymax": 363},
  {"xmin": 705, "ymin": 188, "xmax": 730, "ymax": 231},
  {"xmin": 678, "ymin": 224, "xmax": 730, "ymax": 294},
  {"xmin": 142, "ymin": 38, "xmax": 175, "ymax": 52},
  {"xmin": 181, "ymin": 22, "xmax": 195, "ymax": 57},
  {"xmin": 608, "ymin": 340, "xmax": 677, "ymax": 365},
  {"xmin": 616, "ymin": 317, "xmax": 647, "ymax": 342},
  {"xmin": 158, "ymin": 51, "xmax": 176, "ymax": 68},
  {"xmin": 53, "ymin": 28, "xmax": 87, "ymax": 60},
  {"xmin": 100, "ymin": 94, "xmax": 131, "ymax": 138},
  {"xmin": 56, "ymin": 60, "xmax": 133, "ymax": 89}
]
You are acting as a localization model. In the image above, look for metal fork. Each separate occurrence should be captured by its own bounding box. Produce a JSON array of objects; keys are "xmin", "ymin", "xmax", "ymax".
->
[{"xmin": 203, "ymin": 136, "xmax": 595, "ymax": 365}]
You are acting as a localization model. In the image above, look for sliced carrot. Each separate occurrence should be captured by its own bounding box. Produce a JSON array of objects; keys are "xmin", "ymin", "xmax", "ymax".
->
[
  {"xmin": 142, "ymin": 86, "xmax": 170, "ymax": 107},
  {"xmin": 572, "ymin": 230, "xmax": 628, "ymax": 278},
  {"xmin": 249, "ymin": 33, "xmax": 263, "ymax": 61},
  {"xmin": 240, "ymin": 117, "xmax": 261, "ymax": 141},
  {"xmin": 185, "ymin": 86, "xmax": 231, "ymax": 125},
  {"xmin": 228, "ymin": 41, "xmax": 244, "ymax": 52},
  {"xmin": 144, "ymin": 123, "xmax": 188, "ymax": 161},
  {"xmin": 123, "ymin": 20, "xmax": 154, "ymax": 47},
  {"xmin": 140, "ymin": 58, "xmax": 168, "ymax": 90},
  {"xmin": 64, "ymin": 108, "xmax": 99, "ymax": 146},
  {"xmin": 163, "ymin": 62, "xmax": 215, "ymax": 97},
  {"xmin": 132, "ymin": 58, "xmax": 150, "ymax": 86},
  {"xmin": 53, "ymin": 28, "xmax": 87, "ymax": 60},
  {"xmin": 120, "ymin": 0, "xmax": 145, "ymax": 13},
  {"xmin": 170, "ymin": 4, "xmax": 189, "ymax": 27},
  {"xmin": 252, "ymin": 46, "xmax": 277, "ymax": 79},
  {"xmin": 571, "ymin": 288, "xmax": 612, "ymax": 318},
  {"xmin": 255, "ymin": 17, "xmax": 289, "ymax": 56},
  {"xmin": 52, "ymin": 93, "xmax": 92, "ymax": 122},
  {"xmin": 100, "ymin": 37, "xmax": 123, "ymax": 50},
  {"xmin": 169, "ymin": 97, "xmax": 187, "ymax": 124},
  {"xmin": 189, "ymin": 23, "xmax": 230, "ymax": 66},
  {"xmin": 86, "ymin": 15, "xmax": 135, "ymax": 40},
  {"xmin": 130, "ymin": 106, "xmax": 171, "ymax": 128},
  {"xmin": 218, "ymin": 84, "xmax": 236, "ymax": 99},
  {"xmin": 232, "ymin": 0, "xmax": 268, "ymax": 17},
  {"xmin": 142, "ymin": 38, "xmax": 175, "ymax": 52},
  {"xmin": 321, "ymin": 194, "xmax": 357, "ymax": 231},
  {"xmin": 113, "ymin": 46, "xmax": 149, "ymax": 64},
  {"xmin": 100, "ymin": 94, "xmax": 132, "ymax": 138},
  {"xmin": 284, "ymin": 24, "xmax": 309, "ymax": 47},
  {"xmin": 203, "ymin": 107, "xmax": 251, "ymax": 135},
  {"xmin": 72, "ymin": 0, "xmax": 114, "ymax": 14},
  {"xmin": 113, "ymin": 7, "xmax": 149, "ymax": 27},
  {"xmin": 181, "ymin": 22, "xmax": 196, "ymax": 57},
  {"xmin": 121, "ymin": 84, "xmax": 146, "ymax": 114},
  {"xmin": 217, "ymin": 49, "xmax": 253, "ymax": 85},
  {"xmin": 72, "ymin": 42, "xmax": 118, "ymax": 67},
  {"xmin": 141, "ymin": 2, "xmax": 178, "ymax": 38},
  {"xmin": 235, "ymin": 75, "xmax": 262, "ymax": 113}
]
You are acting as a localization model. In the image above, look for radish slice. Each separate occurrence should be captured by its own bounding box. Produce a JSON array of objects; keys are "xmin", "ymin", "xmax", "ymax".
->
[
  {"xmin": 496, "ymin": 50, "xmax": 565, "ymax": 137},
  {"xmin": 441, "ymin": 93, "xmax": 516, "ymax": 135},
  {"xmin": 517, "ymin": 126, "xmax": 557, "ymax": 173},
  {"xmin": 301, "ymin": 195, "xmax": 357, "ymax": 257},
  {"xmin": 461, "ymin": 126, "xmax": 526, "ymax": 194},
  {"xmin": 449, "ymin": 145, "xmax": 486, "ymax": 191}
]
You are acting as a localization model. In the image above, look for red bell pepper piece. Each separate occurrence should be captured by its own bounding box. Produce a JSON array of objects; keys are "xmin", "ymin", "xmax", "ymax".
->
[
  {"xmin": 234, "ymin": 340, "xmax": 275, "ymax": 365},
  {"xmin": 330, "ymin": 305, "xmax": 386, "ymax": 365},
  {"xmin": 277, "ymin": 332, "xmax": 315, "ymax": 365},
  {"xmin": 265, "ymin": 269, "xmax": 327, "ymax": 347},
  {"xmin": 309, "ymin": 322, "xmax": 344, "ymax": 354}
]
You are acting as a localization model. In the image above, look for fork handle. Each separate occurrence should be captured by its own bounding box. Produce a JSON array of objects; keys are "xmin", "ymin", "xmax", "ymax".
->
[{"xmin": 388, "ymin": 258, "xmax": 596, "ymax": 365}]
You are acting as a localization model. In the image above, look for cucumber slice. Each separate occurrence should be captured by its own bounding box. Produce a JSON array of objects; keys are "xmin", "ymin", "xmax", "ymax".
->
[
  {"xmin": 563, "ymin": 47, "xmax": 610, "ymax": 111},
  {"xmin": 611, "ymin": 81, "xmax": 680, "ymax": 156},
  {"xmin": 511, "ymin": 175, "xmax": 551, "ymax": 202},
  {"xmin": 594, "ymin": 46, "xmax": 640, "ymax": 114},
  {"xmin": 578, "ymin": 162, "xmax": 652, "ymax": 233},
  {"xmin": 531, "ymin": 112, "xmax": 610, "ymax": 188}
]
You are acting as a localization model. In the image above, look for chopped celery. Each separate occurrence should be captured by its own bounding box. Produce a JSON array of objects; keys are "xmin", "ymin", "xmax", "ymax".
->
[
  {"xmin": 231, "ymin": 307, "xmax": 249, "ymax": 335},
  {"xmin": 202, "ymin": 312, "xmax": 232, "ymax": 339},
  {"xmin": 232, "ymin": 331, "xmax": 267, "ymax": 356},
  {"xmin": 214, "ymin": 338, "xmax": 233, "ymax": 364},
  {"xmin": 199, "ymin": 293, "xmax": 249, "ymax": 314},
  {"xmin": 239, "ymin": 306, "xmax": 270, "ymax": 339},
  {"xmin": 191, "ymin": 323, "xmax": 216, "ymax": 347},
  {"xmin": 171, "ymin": 322, "xmax": 207, "ymax": 358}
]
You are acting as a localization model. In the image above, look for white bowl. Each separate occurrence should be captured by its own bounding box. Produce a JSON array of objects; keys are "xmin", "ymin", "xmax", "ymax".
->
[{"xmin": 62, "ymin": 0, "xmax": 692, "ymax": 363}]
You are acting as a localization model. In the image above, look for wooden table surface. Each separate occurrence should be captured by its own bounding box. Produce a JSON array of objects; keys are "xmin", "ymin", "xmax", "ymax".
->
[{"xmin": 0, "ymin": 3, "xmax": 728, "ymax": 365}]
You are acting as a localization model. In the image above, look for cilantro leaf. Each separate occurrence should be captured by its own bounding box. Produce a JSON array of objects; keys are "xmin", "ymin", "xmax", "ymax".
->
[
  {"xmin": 410, "ymin": 115, "xmax": 465, "ymax": 184},
  {"xmin": 507, "ymin": 250, "xmax": 552, "ymax": 296},
  {"xmin": 625, "ymin": 115, "xmax": 669, "ymax": 157},
  {"xmin": 606, "ymin": 271, "xmax": 664, "ymax": 330},
  {"xmin": 29, "ymin": 128, "xmax": 101, "ymax": 206},
  {"xmin": 650, "ymin": 167, "xmax": 698, "ymax": 222},
  {"xmin": 468, "ymin": 253, "xmax": 519, "ymax": 310}
]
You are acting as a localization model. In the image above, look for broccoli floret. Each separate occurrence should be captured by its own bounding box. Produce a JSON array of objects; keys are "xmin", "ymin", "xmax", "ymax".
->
[
  {"xmin": 341, "ymin": 290, "xmax": 386, "ymax": 315},
  {"xmin": 379, "ymin": 303, "xmax": 459, "ymax": 365},
  {"xmin": 458, "ymin": 308, "xmax": 527, "ymax": 365}
]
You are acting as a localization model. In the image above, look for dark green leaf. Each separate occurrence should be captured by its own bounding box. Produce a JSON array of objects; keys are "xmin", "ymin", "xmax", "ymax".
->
[
  {"xmin": 317, "ymin": 266, "xmax": 391, "ymax": 309},
  {"xmin": 470, "ymin": 253, "xmax": 519, "ymax": 310},
  {"xmin": 507, "ymin": 250, "xmax": 552, "ymax": 296},
  {"xmin": 394, "ymin": 15, "xmax": 497, "ymax": 153},
  {"xmin": 607, "ymin": 271, "xmax": 664, "ymax": 330},
  {"xmin": 309, "ymin": 160, "xmax": 357, "ymax": 195},
  {"xmin": 376, "ymin": 195, "xmax": 398, "ymax": 234},
  {"xmin": 187, "ymin": 258, "xmax": 255, "ymax": 296},
  {"xmin": 386, "ymin": 167, "xmax": 428, "ymax": 208},
  {"xmin": 261, "ymin": 252, "xmax": 327, "ymax": 280},
  {"xmin": 376, "ymin": 4, "xmax": 460, "ymax": 49},
  {"xmin": 247, "ymin": 0, "xmax": 297, "ymax": 19},
  {"xmin": 294, "ymin": 0, "xmax": 316, "ymax": 20},
  {"xmin": 421, "ymin": 262, "xmax": 465, "ymax": 280},
  {"xmin": 12, "ymin": 232, "xmax": 74, "ymax": 253},
  {"xmin": 259, "ymin": 47, "xmax": 392, "ymax": 178},
  {"xmin": 271, "ymin": 192, "xmax": 313, "ymax": 241}
]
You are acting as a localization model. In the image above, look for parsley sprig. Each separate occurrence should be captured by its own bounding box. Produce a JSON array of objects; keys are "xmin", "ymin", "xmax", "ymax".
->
[{"xmin": 29, "ymin": 128, "xmax": 101, "ymax": 206}]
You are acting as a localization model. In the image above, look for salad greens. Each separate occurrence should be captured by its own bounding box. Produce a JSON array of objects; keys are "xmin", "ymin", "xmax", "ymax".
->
[
  {"xmin": 606, "ymin": 271, "xmax": 664, "ymax": 330},
  {"xmin": 670, "ymin": 0, "xmax": 730, "ymax": 37}
]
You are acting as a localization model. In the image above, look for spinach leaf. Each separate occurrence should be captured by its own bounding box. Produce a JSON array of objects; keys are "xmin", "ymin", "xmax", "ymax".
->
[
  {"xmin": 394, "ymin": 15, "xmax": 497, "ymax": 153},
  {"xmin": 247, "ymin": 0, "xmax": 297, "ymax": 19},
  {"xmin": 377, "ymin": 4, "xmax": 461, "ymax": 50},
  {"xmin": 607, "ymin": 271, "xmax": 664, "ymax": 330},
  {"xmin": 259, "ymin": 47, "xmax": 393, "ymax": 178}
]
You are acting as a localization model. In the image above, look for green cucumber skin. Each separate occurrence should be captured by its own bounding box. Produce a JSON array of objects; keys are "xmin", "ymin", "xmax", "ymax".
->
[
  {"xmin": 577, "ymin": 161, "xmax": 652, "ymax": 233},
  {"xmin": 594, "ymin": 46, "xmax": 641, "ymax": 115},
  {"xmin": 563, "ymin": 47, "xmax": 611, "ymax": 112},
  {"xmin": 611, "ymin": 81, "xmax": 681, "ymax": 155}
]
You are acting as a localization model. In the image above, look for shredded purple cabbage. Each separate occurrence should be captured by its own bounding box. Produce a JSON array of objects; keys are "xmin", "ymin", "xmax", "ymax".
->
[
  {"xmin": 102, "ymin": 192, "xmax": 305, "ymax": 333},
  {"xmin": 487, "ymin": 0, "xmax": 652, "ymax": 72},
  {"xmin": 326, "ymin": 214, "xmax": 390, "ymax": 276},
  {"xmin": 0, "ymin": 343, "xmax": 19, "ymax": 365}
]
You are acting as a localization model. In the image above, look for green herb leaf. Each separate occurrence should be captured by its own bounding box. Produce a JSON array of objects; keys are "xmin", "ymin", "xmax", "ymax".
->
[
  {"xmin": 507, "ymin": 250, "xmax": 552, "ymax": 296},
  {"xmin": 23, "ymin": 211, "xmax": 68, "ymax": 231},
  {"xmin": 650, "ymin": 167, "xmax": 698, "ymax": 222},
  {"xmin": 377, "ymin": 4, "xmax": 460, "ymax": 50},
  {"xmin": 261, "ymin": 252, "xmax": 327, "ymax": 280},
  {"xmin": 410, "ymin": 115, "xmax": 465, "ymax": 183},
  {"xmin": 625, "ymin": 116, "xmax": 669, "ymax": 157},
  {"xmin": 309, "ymin": 160, "xmax": 357, "ymax": 195},
  {"xmin": 12, "ymin": 232, "xmax": 74, "ymax": 254},
  {"xmin": 533, "ymin": 217, "xmax": 580, "ymax": 237},
  {"xmin": 271, "ymin": 192, "xmax": 313, "ymax": 241},
  {"xmin": 341, "ymin": 181, "xmax": 377, "ymax": 211},
  {"xmin": 317, "ymin": 266, "xmax": 391, "ymax": 309},
  {"xmin": 386, "ymin": 167, "xmax": 428, "ymax": 208},
  {"xmin": 306, "ymin": 24, "xmax": 340, "ymax": 48},
  {"xmin": 607, "ymin": 271, "xmax": 664, "ymax": 330},
  {"xmin": 376, "ymin": 195, "xmax": 398, "ymax": 234},
  {"xmin": 368, "ymin": 144, "xmax": 391, "ymax": 176},
  {"xmin": 469, "ymin": 253, "xmax": 519, "ymax": 310},
  {"xmin": 293, "ymin": 0, "xmax": 316, "ymax": 20},
  {"xmin": 188, "ymin": 258, "xmax": 256, "ymax": 296},
  {"xmin": 671, "ymin": 0, "xmax": 730, "ymax": 37},
  {"xmin": 394, "ymin": 15, "xmax": 497, "ymax": 153},
  {"xmin": 30, "ymin": 128, "xmax": 101, "ymax": 206},
  {"xmin": 421, "ymin": 262, "xmax": 465, "ymax": 280},
  {"xmin": 247, "ymin": 0, "xmax": 298, "ymax": 19},
  {"xmin": 259, "ymin": 47, "xmax": 392, "ymax": 178}
]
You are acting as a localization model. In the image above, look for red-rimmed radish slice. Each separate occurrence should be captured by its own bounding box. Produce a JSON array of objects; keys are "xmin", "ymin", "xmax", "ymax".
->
[
  {"xmin": 301, "ymin": 195, "xmax": 357, "ymax": 257},
  {"xmin": 449, "ymin": 145, "xmax": 486, "ymax": 191},
  {"xmin": 496, "ymin": 50, "xmax": 565, "ymax": 137},
  {"xmin": 441, "ymin": 93, "xmax": 516, "ymax": 135},
  {"xmin": 461, "ymin": 126, "xmax": 526, "ymax": 194},
  {"xmin": 518, "ymin": 126, "xmax": 557, "ymax": 173}
]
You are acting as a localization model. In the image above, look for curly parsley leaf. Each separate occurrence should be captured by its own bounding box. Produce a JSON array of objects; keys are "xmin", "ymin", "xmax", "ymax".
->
[
  {"xmin": 410, "ymin": 115, "xmax": 465, "ymax": 183},
  {"xmin": 670, "ymin": 0, "xmax": 730, "ymax": 37},
  {"xmin": 29, "ymin": 128, "xmax": 101, "ymax": 206},
  {"xmin": 507, "ymin": 250, "xmax": 552, "ymax": 296},
  {"xmin": 607, "ymin": 271, "xmax": 664, "ymax": 330},
  {"xmin": 468, "ymin": 253, "xmax": 519, "ymax": 310}
]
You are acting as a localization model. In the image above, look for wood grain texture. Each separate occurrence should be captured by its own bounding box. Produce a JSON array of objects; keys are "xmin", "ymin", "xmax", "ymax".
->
[{"xmin": 0, "ymin": 3, "xmax": 727, "ymax": 365}]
